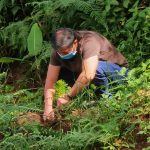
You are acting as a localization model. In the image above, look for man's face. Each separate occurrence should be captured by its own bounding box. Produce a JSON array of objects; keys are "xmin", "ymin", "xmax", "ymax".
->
[{"xmin": 57, "ymin": 40, "xmax": 78, "ymax": 56}]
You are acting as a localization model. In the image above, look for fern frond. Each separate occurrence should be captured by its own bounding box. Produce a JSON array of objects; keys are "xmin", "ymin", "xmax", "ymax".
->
[
  {"xmin": 90, "ymin": 10, "xmax": 108, "ymax": 31},
  {"xmin": 0, "ymin": 0, "xmax": 7, "ymax": 12},
  {"xmin": 71, "ymin": 0, "xmax": 93, "ymax": 14},
  {"xmin": 55, "ymin": 80, "xmax": 70, "ymax": 100},
  {"xmin": 1, "ymin": 21, "xmax": 30, "ymax": 53}
]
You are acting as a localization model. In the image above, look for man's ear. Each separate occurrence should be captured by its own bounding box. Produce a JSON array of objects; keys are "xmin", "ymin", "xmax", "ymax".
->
[{"xmin": 73, "ymin": 39, "xmax": 78, "ymax": 47}]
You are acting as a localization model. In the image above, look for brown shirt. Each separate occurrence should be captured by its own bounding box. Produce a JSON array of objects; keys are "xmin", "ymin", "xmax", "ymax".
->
[{"xmin": 50, "ymin": 31, "xmax": 128, "ymax": 73}]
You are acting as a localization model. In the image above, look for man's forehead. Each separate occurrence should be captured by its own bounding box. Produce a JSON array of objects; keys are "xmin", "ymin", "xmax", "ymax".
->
[
  {"xmin": 56, "ymin": 39, "xmax": 77, "ymax": 52},
  {"xmin": 56, "ymin": 30, "xmax": 70, "ymax": 38},
  {"xmin": 57, "ymin": 46, "xmax": 72, "ymax": 52}
]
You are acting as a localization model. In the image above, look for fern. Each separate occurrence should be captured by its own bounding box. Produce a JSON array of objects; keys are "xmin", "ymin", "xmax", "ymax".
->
[
  {"xmin": 55, "ymin": 80, "xmax": 70, "ymax": 100},
  {"xmin": 0, "ymin": 0, "xmax": 7, "ymax": 12},
  {"xmin": 0, "ymin": 133, "xmax": 30, "ymax": 150},
  {"xmin": 0, "ymin": 60, "xmax": 150, "ymax": 149},
  {"xmin": 1, "ymin": 21, "xmax": 30, "ymax": 53}
]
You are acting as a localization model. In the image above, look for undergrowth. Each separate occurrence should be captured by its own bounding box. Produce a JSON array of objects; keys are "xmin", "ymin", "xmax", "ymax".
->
[
  {"xmin": 0, "ymin": 0, "xmax": 149, "ymax": 149},
  {"xmin": 0, "ymin": 60, "xmax": 149, "ymax": 150}
]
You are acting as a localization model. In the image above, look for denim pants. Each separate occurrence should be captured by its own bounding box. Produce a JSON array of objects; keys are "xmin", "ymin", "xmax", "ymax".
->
[
  {"xmin": 92, "ymin": 61, "xmax": 128, "ymax": 95},
  {"xmin": 59, "ymin": 61, "xmax": 127, "ymax": 95}
]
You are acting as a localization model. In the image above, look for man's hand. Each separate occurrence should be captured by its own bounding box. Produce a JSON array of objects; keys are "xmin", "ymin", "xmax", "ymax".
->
[
  {"xmin": 43, "ymin": 98, "xmax": 55, "ymax": 121},
  {"xmin": 57, "ymin": 95, "xmax": 71, "ymax": 108},
  {"xmin": 43, "ymin": 107, "xmax": 55, "ymax": 121}
]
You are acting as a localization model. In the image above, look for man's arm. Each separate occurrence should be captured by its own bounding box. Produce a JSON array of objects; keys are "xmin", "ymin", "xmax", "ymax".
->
[
  {"xmin": 68, "ymin": 55, "xmax": 98, "ymax": 97},
  {"xmin": 43, "ymin": 64, "xmax": 60, "ymax": 120}
]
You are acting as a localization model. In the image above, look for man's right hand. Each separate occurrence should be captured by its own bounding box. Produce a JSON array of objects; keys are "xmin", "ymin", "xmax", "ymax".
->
[
  {"xmin": 43, "ymin": 98, "xmax": 55, "ymax": 121},
  {"xmin": 43, "ymin": 107, "xmax": 55, "ymax": 121}
]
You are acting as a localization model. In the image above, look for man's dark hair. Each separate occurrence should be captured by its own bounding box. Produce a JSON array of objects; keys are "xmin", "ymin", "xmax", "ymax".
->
[{"xmin": 51, "ymin": 28, "xmax": 76, "ymax": 50}]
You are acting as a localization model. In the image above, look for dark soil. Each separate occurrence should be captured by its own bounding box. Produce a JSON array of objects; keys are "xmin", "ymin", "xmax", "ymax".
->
[{"xmin": 16, "ymin": 112, "xmax": 72, "ymax": 133}]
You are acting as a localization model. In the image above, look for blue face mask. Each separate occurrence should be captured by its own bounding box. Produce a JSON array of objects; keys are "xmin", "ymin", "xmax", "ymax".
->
[{"xmin": 57, "ymin": 50, "xmax": 77, "ymax": 60}]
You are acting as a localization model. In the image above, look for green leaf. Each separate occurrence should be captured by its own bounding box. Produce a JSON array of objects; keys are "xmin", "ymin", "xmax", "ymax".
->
[
  {"xmin": 27, "ymin": 23, "xmax": 43, "ymax": 56},
  {"xmin": 0, "ymin": 57, "xmax": 22, "ymax": 63},
  {"xmin": 123, "ymin": 0, "xmax": 129, "ymax": 8},
  {"xmin": 105, "ymin": 4, "xmax": 110, "ymax": 12},
  {"xmin": 11, "ymin": 6, "xmax": 21, "ymax": 16},
  {"xmin": 111, "ymin": 0, "xmax": 119, "ymax": 5},
  {"xmin": 105, "ymin": 0, "xmax": 118, "ymax": 12}
]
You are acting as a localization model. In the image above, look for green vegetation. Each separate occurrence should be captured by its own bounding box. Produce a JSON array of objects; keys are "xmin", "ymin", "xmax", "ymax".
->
[{"xmin": 0, "ymin": 0, "xmax": 150, "ymax": 149}]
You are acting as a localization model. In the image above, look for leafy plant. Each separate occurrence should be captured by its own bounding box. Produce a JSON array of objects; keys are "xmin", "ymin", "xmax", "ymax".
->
[
  {"xmin": 55, "ymin": 80, "xmax": 70, "ymax": 100},
  {"xmin": 0, "ymin": 0, "xmax": 150, "ymax": 149},
  {"xmin": 27, "ymin": 23, "xmax": 43, "ymax": 56}
]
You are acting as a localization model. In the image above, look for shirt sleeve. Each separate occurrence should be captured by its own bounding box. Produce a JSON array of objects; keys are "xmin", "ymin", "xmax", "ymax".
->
[
  {"xmin": 50, "ymin": 51, "xmax": 61, "ymax": 66},
  {"xmin": 81, "ymin": 37, "xmax": 100, "ymax": 60}
]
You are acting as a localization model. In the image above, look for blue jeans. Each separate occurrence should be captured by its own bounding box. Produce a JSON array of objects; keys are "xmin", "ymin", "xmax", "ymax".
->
[{"xmin": 92, "ymin": 61, "xmax": 128, "ymax": 95}]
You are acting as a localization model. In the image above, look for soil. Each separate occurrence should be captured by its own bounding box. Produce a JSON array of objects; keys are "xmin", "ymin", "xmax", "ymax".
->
[
  {"xmin": 16, "ymin": 112, "xmax": 72, "ymax": 133},
  {"xmin": 6, "ymin": 62, "xmax": 45, "ymax": 90}
]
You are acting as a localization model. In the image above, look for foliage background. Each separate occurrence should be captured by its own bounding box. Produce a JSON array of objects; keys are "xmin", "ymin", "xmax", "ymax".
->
[
  {"xmin": 0, "ymin": 0, "xmax": 150, "ymax": 70},
  {"xmin": 0, "ymin": 0, "xmax": 150, "ymax": 149}
]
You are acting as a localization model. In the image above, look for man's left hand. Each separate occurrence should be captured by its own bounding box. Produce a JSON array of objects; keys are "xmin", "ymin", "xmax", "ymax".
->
[{"xmin": 57, "ymin": 95, "xmax": 70, "ymax": 108}]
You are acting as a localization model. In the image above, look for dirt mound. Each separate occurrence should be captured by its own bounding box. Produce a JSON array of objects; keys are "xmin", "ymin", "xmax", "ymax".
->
[
  {"xmin": 16, "ymin": 112, "xmax": 43, "ymax": 125},
  {"xmin": 15, "ymin": 112, "xmax": 72, "ymax": 132}
]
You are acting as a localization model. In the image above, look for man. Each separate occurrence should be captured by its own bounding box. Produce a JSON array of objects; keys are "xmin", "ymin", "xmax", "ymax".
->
[{"xmin": 43, "ymin": 28, "xmax": 128, "ymax": 121}]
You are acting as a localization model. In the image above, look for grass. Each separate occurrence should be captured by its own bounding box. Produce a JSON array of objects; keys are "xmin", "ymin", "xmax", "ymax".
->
[{"xmin": 0, "ymin": 61, "xmax": 150, "ymax": 150}]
